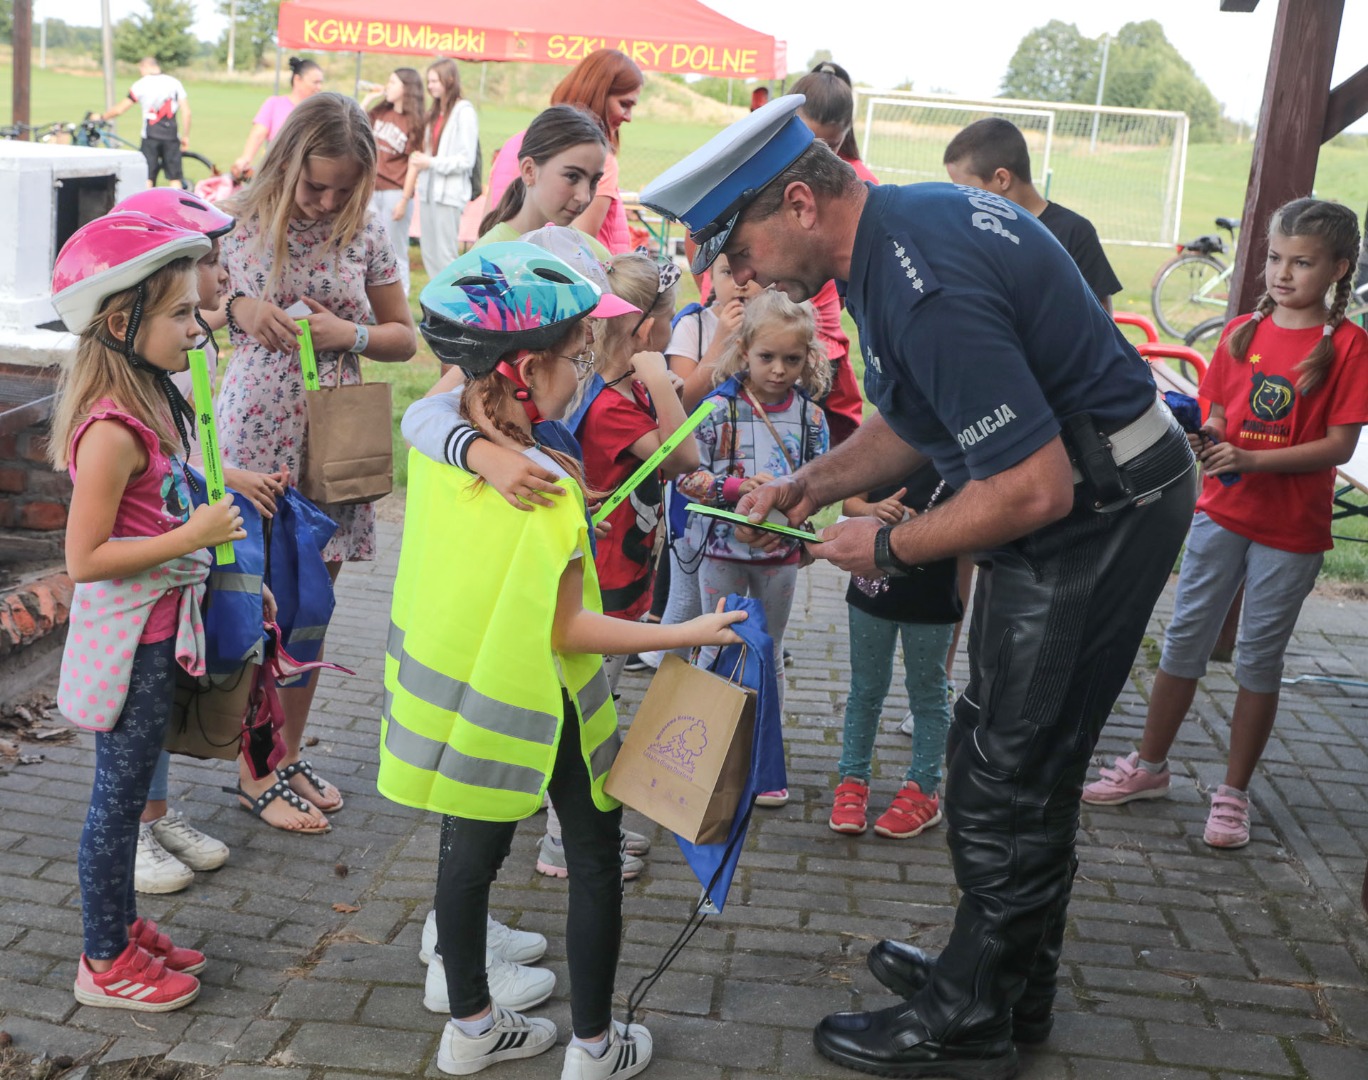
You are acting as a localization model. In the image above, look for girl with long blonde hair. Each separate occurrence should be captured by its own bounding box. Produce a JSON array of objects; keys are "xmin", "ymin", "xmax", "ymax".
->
[{"xmin": 218, "ymin": 91, "xmax": 417, "ymax": 833}]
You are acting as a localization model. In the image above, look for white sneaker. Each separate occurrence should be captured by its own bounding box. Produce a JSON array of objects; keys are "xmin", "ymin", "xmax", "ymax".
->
[
  {"xmin": 437, "ymin": 1005, "xmax": 557, "ymax": 1076},
  {"xmin": 637, "ymin": 650, "xmax": 664, "ymax": 670},
  {"xmin": 149, "ymin": 810, "xmax": 229, "ymax": 872},
  {"xmin": 486, "ymin": 916, "xmax": 548, "ymax": 964},
  {"xmin": 421, "ymin": 910, "xmax": 548, "ymax": 966},
  {"xmin": 134, "ymin": 823, "xmax": 194, "ymax": 895},
  {"xmin": 561, "ymin": 1021, "xmax": 653, "ymax": 1080},
  {"xmin": 424, "ymin": 950, "xmax": 556, "ymax": 1013},
  {"xmin": 536, "ymin": 834, "xmax": 644, "ymax": 880}
]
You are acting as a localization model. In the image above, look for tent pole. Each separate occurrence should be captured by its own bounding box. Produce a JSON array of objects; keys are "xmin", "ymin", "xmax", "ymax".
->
[
  {"xmin": 274, "ymin": 46, "xmax": 282, "ymax": 95},
  {"xmin": 355, "ymin": 51, "xmax": 363, "ymax": 98},
  {"xmin": 480, "ymin": 63, "xmax": 487, "ymax": 98}
]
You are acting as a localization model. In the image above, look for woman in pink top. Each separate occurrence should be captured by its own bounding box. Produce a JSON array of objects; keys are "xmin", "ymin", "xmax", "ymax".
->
[
  {"xmin": 487, "ymin": 49, "xmax": 642, "ymax": 254},
  {"xmin": 231, "ymin": 57, "xmax": 324, "ymax": 177}
]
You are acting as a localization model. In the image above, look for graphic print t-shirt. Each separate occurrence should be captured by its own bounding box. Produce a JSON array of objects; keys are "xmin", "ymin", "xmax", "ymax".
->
[
  {"xmin": 129, "ymin": 73, "xmax": 186, "ymax": 140},
  {"xmin": 1197, "ymin": 314, "xmax": 1368, "ymax": 552}
]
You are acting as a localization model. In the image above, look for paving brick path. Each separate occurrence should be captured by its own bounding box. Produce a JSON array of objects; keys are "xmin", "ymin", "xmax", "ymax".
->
[{"xmin": 3, "ymin": 519, "xmax": 1367, "ymax": 1080}]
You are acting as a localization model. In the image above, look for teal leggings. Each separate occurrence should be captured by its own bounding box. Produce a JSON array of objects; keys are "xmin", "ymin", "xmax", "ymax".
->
[{"xmin": 837, "ymin": 606, "xmax": 953, "ymax": 795}]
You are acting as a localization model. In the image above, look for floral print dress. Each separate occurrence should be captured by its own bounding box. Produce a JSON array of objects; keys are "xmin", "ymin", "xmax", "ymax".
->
[{"xmin": 219, "ymin": 212, "xmax": 399, "ymax": 562}]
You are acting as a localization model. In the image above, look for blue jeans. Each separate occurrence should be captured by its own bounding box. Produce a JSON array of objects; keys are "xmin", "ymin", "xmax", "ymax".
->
[
  {"xmin": 78, "ymin": 638, "xmax": 176, "ymax": 959},
  {"xmin": 838, "ymin": 606, "xmax": 952, "ymax": 795}
]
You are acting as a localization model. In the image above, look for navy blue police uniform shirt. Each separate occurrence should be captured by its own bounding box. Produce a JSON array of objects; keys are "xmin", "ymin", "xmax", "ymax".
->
[{"xmin": 844, "ymin": 182, "xmax": 1157, "ymax": 490}]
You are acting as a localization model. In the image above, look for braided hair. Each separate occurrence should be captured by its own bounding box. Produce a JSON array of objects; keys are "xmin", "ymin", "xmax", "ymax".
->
[{"xmin": 1227, "ymin": 197, "xmax": 1360, "ymax": 395}]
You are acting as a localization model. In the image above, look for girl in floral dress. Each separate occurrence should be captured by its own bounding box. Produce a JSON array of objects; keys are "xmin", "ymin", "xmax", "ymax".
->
[{"xmin": 219, "ymin": 92, "xmax": 417, "ymax": 831}]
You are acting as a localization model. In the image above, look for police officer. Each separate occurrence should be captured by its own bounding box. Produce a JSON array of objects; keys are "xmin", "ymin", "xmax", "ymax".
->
[{"xmin": 642, "ymin": 97, "xmax": 1198, "ymax": 1079}]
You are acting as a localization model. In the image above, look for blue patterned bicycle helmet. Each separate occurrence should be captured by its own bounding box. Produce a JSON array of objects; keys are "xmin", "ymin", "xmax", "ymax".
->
[{"xmin": 419, "ymin": 241, "xmax": 639, "ymax": 374}]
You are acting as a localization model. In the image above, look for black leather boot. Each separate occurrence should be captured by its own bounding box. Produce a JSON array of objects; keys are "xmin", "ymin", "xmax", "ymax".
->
[
  {"xmin": 813, "ymin": 1001, "xmax": 1019, "ymax": 1080},
  {"xmin": 866, "ymin": 941, "xmax": 1054, "ymax": 1045}
]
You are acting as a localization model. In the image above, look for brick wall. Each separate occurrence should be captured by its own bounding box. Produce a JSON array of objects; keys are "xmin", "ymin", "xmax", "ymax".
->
[
  {"xmin": 0, "ymin": 424, "xmax": 70, "ymax": 533},
  {"xmin": 0, "ymin": 406, "xmax": 73, "ymax": 705}
]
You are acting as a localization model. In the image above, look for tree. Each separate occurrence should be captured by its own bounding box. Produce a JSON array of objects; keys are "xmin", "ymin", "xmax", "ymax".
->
[
  {"xmin": 1000, "ymin": 20, "xmax": 1097, "ymax": 103},
  {"xmin": 1104, "ymin": 20, "xmax": 1222, "ymax": 140},
  {"xmin": 0, "ymin": 0, "xmax": 12, "ymax": 44},
  {"xmin": 806, "ymin": 49, "xmax": 833, "ymax": 72},
  {"xmin": 114, "ymin": 0, "xmax": 197, "ymax": 68},
  {"xmin": 216, "ymin": 0, "xmax": 279, "ymax": 71}
]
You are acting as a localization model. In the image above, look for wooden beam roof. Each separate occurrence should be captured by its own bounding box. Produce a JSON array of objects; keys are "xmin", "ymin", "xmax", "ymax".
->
[{"xmin": 1221, "ymin": 0, "xmax": 1262, "ymax": 11}]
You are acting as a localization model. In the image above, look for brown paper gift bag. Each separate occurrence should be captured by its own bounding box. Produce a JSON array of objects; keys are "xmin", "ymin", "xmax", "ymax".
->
[
  {"xmin": 605, "ymin": 653, "xmax": 755, "ymax": 845},
  {"xmin": 165, "ymin": 664, "xmax": 256, "ymax": 762},
  {"xmin": 299, "ymin": 371, "xmax": 394, "ymax": 507}
]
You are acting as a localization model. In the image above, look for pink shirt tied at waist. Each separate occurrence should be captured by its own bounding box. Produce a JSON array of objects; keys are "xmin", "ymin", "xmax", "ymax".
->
[
  {"xmin": 70, "ymin": 403, "xmax": 193, "ymax": 643},
  {"xmin": 57, "ymin": 549, "xmax": 211, "ymax": 732}
]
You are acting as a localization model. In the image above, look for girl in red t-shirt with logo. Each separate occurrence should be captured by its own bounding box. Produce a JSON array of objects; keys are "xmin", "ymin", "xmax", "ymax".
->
[{"xmin": 1084, "ymin": 198, "xmax": 1368, "ymax": 849}]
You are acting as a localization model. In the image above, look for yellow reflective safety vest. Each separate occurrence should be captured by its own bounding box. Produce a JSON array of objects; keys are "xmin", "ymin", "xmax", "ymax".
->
[{"xmin": 379, "ymin": 448, "xmax": 621, "ymax": 822}]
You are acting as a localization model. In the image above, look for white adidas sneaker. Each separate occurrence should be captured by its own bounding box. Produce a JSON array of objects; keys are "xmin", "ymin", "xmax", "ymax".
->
[
  {"xmin": 424, "ymin": 950, "xmax": 556, "ymax": 1014},
  {"xmin": 420, "ymin": 910, "xmax": 549, "ymax": 966},
  {"xmin": 560, "ymin": 1020, "xmax": 653, "ymax": 1080},
  {"xmin": 437, "ymin": 1005, "xmax": 557, "ymax": 1076}
]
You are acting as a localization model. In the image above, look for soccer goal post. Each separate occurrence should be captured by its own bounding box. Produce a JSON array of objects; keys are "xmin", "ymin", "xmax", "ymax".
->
[{"xmin": 852, "ymin": 90, "xmax": 1190, "ymax": 249}]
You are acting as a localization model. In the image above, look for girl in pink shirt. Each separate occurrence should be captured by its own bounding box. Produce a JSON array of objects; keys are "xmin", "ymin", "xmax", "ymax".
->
[{"xmin": 48, "ymin": 212, "xmax": 246, "ymax": 1013}]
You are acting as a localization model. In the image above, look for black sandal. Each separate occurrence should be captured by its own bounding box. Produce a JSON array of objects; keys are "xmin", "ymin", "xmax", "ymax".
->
[
  {"xmin": 222, "ymin": 782, "xmax": 332, "ymax": 834},
  {"xmin": 276, "ymin": 759, "xmax": 345, "ymax": 812}
]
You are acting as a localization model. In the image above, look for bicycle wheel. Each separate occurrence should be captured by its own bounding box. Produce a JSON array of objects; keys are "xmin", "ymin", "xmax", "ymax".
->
[
  {"xmin": 178, "ymin": 151, "xmax": 217, "ymax": 192},
  {"xmin": 1151, "ymin": 253, "xmax": 1228, "ymax": 339},
  {"xmin": 1184, "ymin": 316, "xmax": 1227, "ymax": 351}
]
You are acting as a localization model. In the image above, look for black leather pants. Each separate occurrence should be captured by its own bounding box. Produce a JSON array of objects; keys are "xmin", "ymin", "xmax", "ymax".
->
[{"xmin": 919, "ymin": 462, "xmax": 1198, "ymax": 1043}]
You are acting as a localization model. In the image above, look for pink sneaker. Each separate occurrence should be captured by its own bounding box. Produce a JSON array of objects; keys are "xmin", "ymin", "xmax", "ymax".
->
[
  {"xmin": 755, "ymin": 788, "xmax": 789, "ymax": 807},
  {"xmin": 1082, "ymin": 752, "xmax": 1170, "ymax": 806},
  {"xmin": 873, "ymin": 782, "xmax": 942, "ymax": 839},
  {"xmin": 74, "ymin": 943, "xmax": 200, "ymax": 1012},
  {"xmin": 829, "ymin": 779, "xmax": 869, "ymax": 834},
  {"xmin": 1203, "ymin": 786, "xmax": 1250, "ymax": 849},
  {"xmin": 128, "ymin": 916, "xmax": 206, "ymax": 974}
]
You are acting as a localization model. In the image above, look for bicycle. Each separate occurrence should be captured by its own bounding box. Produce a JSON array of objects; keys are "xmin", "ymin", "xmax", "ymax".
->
[
  {"xmin": 67, "ymin": 113, "xmax": 219, "ymax": 189},
  {"xmin": 1183, "ymin": 283, "xmax": 1368, "ymax": 354},
  {"xmin": 1150, "ymin": 216, "xmax": 1240, "ymax": 339}
]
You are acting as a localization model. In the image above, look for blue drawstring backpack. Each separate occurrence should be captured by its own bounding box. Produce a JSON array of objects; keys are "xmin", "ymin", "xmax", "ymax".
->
[
  {"xmin": 185, "ymin": 465, "xmax": 268, "ymax": 675},
  {"xmin": 625, "ymin": 593, "xmax": 786, "ymax": 1024},
  {"xmin": 266, "ymin": 489, "xmax": 338, "ymax": 688}
]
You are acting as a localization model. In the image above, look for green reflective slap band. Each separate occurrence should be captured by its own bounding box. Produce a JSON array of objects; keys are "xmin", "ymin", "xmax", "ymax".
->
[
  {"xmin": 188, "ymin": 349, "xmax": 235, "ymax": 566},
  {"xmin": 297, "ymin": 319, "xmax": 320, "ymax": 390},
  {"xmin": 685, "ymin": 504, "xmax": 819, "ymax": 542},
  {"xmin": 590, "ymin": 399, "xmax": 714, "ymax": 526}
]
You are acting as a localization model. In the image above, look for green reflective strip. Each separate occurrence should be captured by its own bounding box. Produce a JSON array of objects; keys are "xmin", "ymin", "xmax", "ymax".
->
[
  {"xmin": 576, "ymin": 667, "xmax": 610, "ymax": 724},
  {"xmin": 589, "ymin": 726, "xmax": 621, "ymax": 780},
  {"xmin": 289, "ymin": 624, "xmax": 329, "ymax": 642},
  {"xmin": 211, "ymin": 572, "xmax": 262, "ymax": 593},
  {"xmin": 383, "ymin": 703, "xmax": 544, "ymax": 796},
  {"xmin": 387, "ymin": 622, "xmax": 559, "ymax": 745}
]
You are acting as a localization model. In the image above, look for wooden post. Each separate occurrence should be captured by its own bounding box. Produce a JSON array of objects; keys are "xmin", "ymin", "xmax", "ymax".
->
[
  {"xmin": 12, "ymin": 0, "xmax": 31, "ymax": 136},
  {"xmin": 1227, "ymin": 0, "xmax": 1344, "ymax": 319}
]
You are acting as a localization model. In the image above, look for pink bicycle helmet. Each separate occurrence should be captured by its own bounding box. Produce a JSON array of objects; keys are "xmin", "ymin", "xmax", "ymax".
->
[
  {"xmin": 112, "ymin": 188, "xmax": 236, "ymax": 239},
  {"xmin": 51, "ymin": 211, "xmax": 210, "ymax": 334}
]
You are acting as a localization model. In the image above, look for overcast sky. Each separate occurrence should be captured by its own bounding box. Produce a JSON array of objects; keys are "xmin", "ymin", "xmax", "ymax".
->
[{"xmin": 35, "ymin": 0, "xmax": 1368, "ymax": 131}]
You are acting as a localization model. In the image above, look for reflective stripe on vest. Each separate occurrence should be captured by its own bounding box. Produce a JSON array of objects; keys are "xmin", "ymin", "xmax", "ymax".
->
[
  {"xmin": 378, "ymin": 449, "xmax": 621, "ymax": 821},
  {"xmin": 387, "ymin": 621, "xmax": 559, "ymax": 746},
  {"xmin": 212, "ymin": 572, "xmax": 262, "ymax": 593}
]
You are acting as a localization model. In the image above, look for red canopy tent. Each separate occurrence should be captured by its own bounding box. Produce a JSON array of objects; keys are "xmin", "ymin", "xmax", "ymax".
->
[{"xmin": 277, "ymin": 0, "xmax": 785, "ymax": 80}]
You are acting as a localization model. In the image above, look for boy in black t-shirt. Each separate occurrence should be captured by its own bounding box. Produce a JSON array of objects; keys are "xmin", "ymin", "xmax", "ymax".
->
[{"xmin": 944, "ymin": 117, "xmax": 1122, "ymax": 313}]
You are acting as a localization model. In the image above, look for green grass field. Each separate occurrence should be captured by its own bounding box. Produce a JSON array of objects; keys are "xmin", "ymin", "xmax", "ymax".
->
[{"xmin": 7, "ymin": 62, "xmax": 1368, "ymax": 576}]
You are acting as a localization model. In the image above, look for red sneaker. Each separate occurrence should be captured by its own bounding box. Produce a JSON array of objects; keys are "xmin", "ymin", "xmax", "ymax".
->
[
  {"xmin": 874, "ymin": 782, "xmax": 942, "ymax": 839},
  {"xmin": 828, "ymin": 778, "xmax": 870, "ymax": 834},
  {"xmin": 129, "ymin": 916, "xmax": 206, "ymax": 974},
  {"xmin": 74, "ymin": 942, "xmax": 200, "ymax": 1012}
]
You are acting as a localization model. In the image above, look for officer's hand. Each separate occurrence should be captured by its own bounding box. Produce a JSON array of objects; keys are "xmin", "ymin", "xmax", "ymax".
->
[
  {"xmin": 805, "ymin": 516, "xmax": 883, "ymax": 578},
  {"xmin": 734, "ymin": 475, "xmax": 817, "ymax": 552}
]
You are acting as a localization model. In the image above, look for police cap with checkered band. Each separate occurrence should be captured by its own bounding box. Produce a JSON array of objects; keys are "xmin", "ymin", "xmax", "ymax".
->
[{"xmin": 640, "ymin": 94, "xmax": 814, "ymax": 274}]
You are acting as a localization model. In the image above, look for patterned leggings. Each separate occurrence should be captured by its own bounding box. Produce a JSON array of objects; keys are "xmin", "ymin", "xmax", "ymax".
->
[
  {"xmin": 698, "ymin": 558, "xmax": 796, "ymax": 708},
  {"xmin": 78, "ymin": 638, "xmax": 175, "ymax": 960}
]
